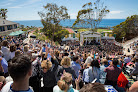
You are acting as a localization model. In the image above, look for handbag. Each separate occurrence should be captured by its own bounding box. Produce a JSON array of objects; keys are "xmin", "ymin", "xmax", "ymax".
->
[{"xmin": 117, "ymin": 72, "xmax": 128, "ymax": 88}]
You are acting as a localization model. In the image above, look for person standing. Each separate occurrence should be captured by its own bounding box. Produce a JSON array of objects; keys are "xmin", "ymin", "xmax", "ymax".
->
[
  {"xmin": 1, "ymin": 41, "xmax": 11, "ymax": 62},
  {"xmin": 1, "ymin": 55, "xmax": 34, "ymax": 92},
  {"xmin": 104, "ymin": 58, "xmax": 122, "ymax": 88},
  {"xmin": 41, "ymin": 53, "xmax": 59, "ymax": 92},
  {"xmin": 0, "ymin": 50, "xmax": 8, "ymax": 76},
  {"xmin": 71, "ymin": 56, "xmax": 81, "ymax": 78}
]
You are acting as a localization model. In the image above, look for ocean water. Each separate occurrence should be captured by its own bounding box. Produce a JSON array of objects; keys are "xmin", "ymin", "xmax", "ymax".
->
[{"xmin": 14, "ymin": 19, "xmax": 125, "ymax": 28}]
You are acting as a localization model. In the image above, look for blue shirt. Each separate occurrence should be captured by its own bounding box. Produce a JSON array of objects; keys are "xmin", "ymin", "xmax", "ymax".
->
[
  {"xmin": 47, "ymin": 53, "xmax": 52, "ymax": 61},
  {"xmin": 42, "ymin": 47, "xmax": 46, "ymax": 52},
  {"xmin": 88, "ymin": 66, "xmax": 100, "ymax": 83},
  {"xmin": 83, "ymin": 68, "xmax": 90, "ymax": 83},
  {"xmin": 124, "ymin": 57, "xmax": 131, "ymax": 63},
  {"xmin": 100, "ymin": 65, "xmax": 108, "ymax": 84},
  {"xmin": 71, "ymin": 61, "xmax": 81, "ymax": 77},
  {"xmin": 108, "ymin": 60, "xmax": 112, "ymax": 66},
  {"xmin": 47, "ymin": 43, "xmax": 51, "ymax": 48},
  {"xmin": 0, "ymin": 56, "xmax": 8, "ymax": 73}
]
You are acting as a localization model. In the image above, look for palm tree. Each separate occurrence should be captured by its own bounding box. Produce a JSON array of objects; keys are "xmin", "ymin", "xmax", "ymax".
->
[{"xmin": 0, "ymin": 8, "xmax": 8, "ymax": 19}]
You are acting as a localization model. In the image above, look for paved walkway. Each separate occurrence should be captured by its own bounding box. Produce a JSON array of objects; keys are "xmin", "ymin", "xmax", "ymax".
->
[
  {"xmin": 23, "ymin": 30, "xmax": 35, "ymax": 44},
  {"xmin": 123, "ymin": 36, "xmax": 138, "ymax": 55}
]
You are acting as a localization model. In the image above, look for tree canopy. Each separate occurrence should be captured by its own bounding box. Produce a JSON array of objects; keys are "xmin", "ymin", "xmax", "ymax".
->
[
  {"xmin": 0, "ymin": 8, "xmax": 8, "ymax": 19},
  {"xmin": 38, "ymin": 3, "xmax": 70, "ymax": 44},
  {"xmin": 113, "ymin": 15, "xmax": 138, "ymax": 42},
  {"xmin": 72, "ymin": 0, "xmax": 109, "ymax": 32}
]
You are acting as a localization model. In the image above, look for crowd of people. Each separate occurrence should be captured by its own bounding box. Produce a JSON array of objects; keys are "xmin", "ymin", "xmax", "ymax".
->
[
  {"xmin": 130, "ymin": 41, "xmax": 138, "ymax": 54},
  {"xmin": 0, "ymin": 34, "xmax": 137, "ymax": 92}
]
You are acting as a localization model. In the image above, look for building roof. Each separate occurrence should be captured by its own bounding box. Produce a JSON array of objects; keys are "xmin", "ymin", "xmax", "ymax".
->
[
  {"xmin": 81, "ymin": 31, "xmax": 101, "ymax": 35},
  {"xmin": 101, "ymin": 36, "xmax": 115, "ymax": 40},
  {"xmin": 65, "ymin": 28, "xmax": 74, "ymax": 33},
  {"xmin": 0, "ymin": 18, "xmax": 18, "ymax": 26}
]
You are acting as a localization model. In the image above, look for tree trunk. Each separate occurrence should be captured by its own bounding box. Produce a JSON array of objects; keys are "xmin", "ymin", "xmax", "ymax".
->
[{"xmin": 51, "ymin": 26, "xmax": 55, "ymax": 46}]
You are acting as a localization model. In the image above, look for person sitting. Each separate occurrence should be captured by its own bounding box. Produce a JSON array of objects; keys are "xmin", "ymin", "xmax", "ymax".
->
[
  {"xmin": 1, "ymin": 55, "xmax": 33, "ymax": 92},
  {"xmin": 104, "ymin": 58, "xmax": 122, "ymax": 88},
  {"xmin": 53, "ymin": 72, "xmax": 79, "ymax": 92},
  {"xmin": 130, "ymin": 56, "xmax": 138, "ymax": 76}
]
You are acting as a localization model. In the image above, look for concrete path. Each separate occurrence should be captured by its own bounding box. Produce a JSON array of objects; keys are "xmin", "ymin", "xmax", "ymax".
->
[{"xmin": 123, "ymin": 36, "xmax": 138, "ymax": 55}]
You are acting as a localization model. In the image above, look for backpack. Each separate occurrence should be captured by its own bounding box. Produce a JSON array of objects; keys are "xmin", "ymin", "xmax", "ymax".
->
[{"xmin": 117, "ymin": 72, "xmax": 128, "ymax": 88}]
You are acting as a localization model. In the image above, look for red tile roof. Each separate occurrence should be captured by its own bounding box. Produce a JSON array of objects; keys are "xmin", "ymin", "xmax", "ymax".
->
[{"xmin": 65, "ymin": 28, "xmax": 74, "ymax": 33}]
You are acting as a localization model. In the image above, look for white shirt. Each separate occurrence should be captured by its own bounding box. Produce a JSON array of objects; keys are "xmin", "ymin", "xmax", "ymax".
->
[
  {"xmin": 85, "ymin": 56, "xmax": 93, "ymax": 64},
  {"xmin": 1, "ymin": 46, "xmax": 11, "ymax": 61},
  {"xmin": 1, "ymin": 81, "xmax": 34, "ymax": 92},
  {"xmin": 10, "ymin": 52, "xmax": 15, "ymax": 59}
]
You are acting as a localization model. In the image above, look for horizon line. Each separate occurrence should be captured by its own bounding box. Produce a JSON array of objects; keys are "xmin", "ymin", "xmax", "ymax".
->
[{"xmin": 11, "ymin": 18, "xmax": 126, "ymax": 21}]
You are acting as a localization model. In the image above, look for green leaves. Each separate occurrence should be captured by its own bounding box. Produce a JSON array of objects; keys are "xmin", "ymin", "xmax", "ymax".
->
[
  {"xmin": 0, "ymin": 8, "xmax": 8, "ymax": 19},
  {"xmin": 72, "ymin": 0, "xmax": 109, "ymax": 32},
  {"xmin": 38, "ymin": 3, "xmax": 70, "ymax": 43},
  {"xmin": 113, "ymin": 15, "xmax": 138, "ymax": 42}
]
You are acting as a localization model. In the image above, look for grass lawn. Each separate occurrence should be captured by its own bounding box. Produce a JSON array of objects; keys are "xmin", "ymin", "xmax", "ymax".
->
[
  {"xmin": 77, "ymin": 28, "xmax": 89, "ymax": 32},
  {"xmin": 97, "ymin": 29, "xmax": 112, "ymax": 33},
  {"xmin": 76, "ymin": 28, "xmax": 112, "ymax": 33}
]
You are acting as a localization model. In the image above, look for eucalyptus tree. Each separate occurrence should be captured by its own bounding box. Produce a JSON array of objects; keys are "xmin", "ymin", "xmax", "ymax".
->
[
  {"xmin": 38, "ymin": 3, "xmax": 70, "ymax": 45},
  {"xmin": 73, "ymin": 0, "xmax": 109, "ymax": 32},
  {"xmin": 113, "ymin": 15, "xmax": 138, "ymax": 42},
  {"xmin": 0, "ymin": 8, "xmax": 8, "ymax": 19}
]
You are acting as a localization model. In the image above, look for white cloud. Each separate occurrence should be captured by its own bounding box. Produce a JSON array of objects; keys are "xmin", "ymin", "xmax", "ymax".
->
[
  {"xmin": 8, "ymin": 0, "xmax": 16, "ymax": 2},
  {"xmin": 1, "ymin": 3, "xmax": 12, "ymax": 6},
  {"xmin": 110, "ymin": 11, "xmax": 124, "ymax": 14},
  {"xmin": 9, "ymin": 6, "xmax": 21, "ymax": 8},
  {"xmin": 8, "ymin": 0, "xmax": 41, "ymax": 8},
  {"xmin": 70, "ymin": 13, "xmax": 77, "ymax": 19}
]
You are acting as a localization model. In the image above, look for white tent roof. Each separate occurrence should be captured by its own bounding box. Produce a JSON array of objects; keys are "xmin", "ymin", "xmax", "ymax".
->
[
  {"xmin": 101, "ymin": 36, "xmax": 115, "ymax": 40},
  {"xmin": 81, "ymin": 31, "xmax": 101, "ymax": 35},
  {"xmin": 62, "ymin": 37, "xmax": 79, "ymax": 41}
]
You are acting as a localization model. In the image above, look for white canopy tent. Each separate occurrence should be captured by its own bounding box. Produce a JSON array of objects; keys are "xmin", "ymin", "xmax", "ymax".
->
[
  {"xmin": 80, "ymin": 31, "xmax": 101, "ymax": 46},
  {"xmin": 62, "ymin": 37, "xmax": 79, "ymax": 41},
  {"xmin": 101, "ymin": 36, "xmax": 115, "ymax": 40}
]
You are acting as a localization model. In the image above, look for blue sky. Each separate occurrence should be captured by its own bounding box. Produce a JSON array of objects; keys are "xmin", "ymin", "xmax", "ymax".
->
[{"xmin": 0, "ymin": 0, "xmax": 138, "ymax": 21}]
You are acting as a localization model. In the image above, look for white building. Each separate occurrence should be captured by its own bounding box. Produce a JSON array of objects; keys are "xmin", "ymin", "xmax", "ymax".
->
[
  {"xmin": 80, "ymin": 31, "xmax": 101, "ymax": 46},
  {"xmin": 0, "ymin": 18, "xmax": 19, "ymax": 35}
]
